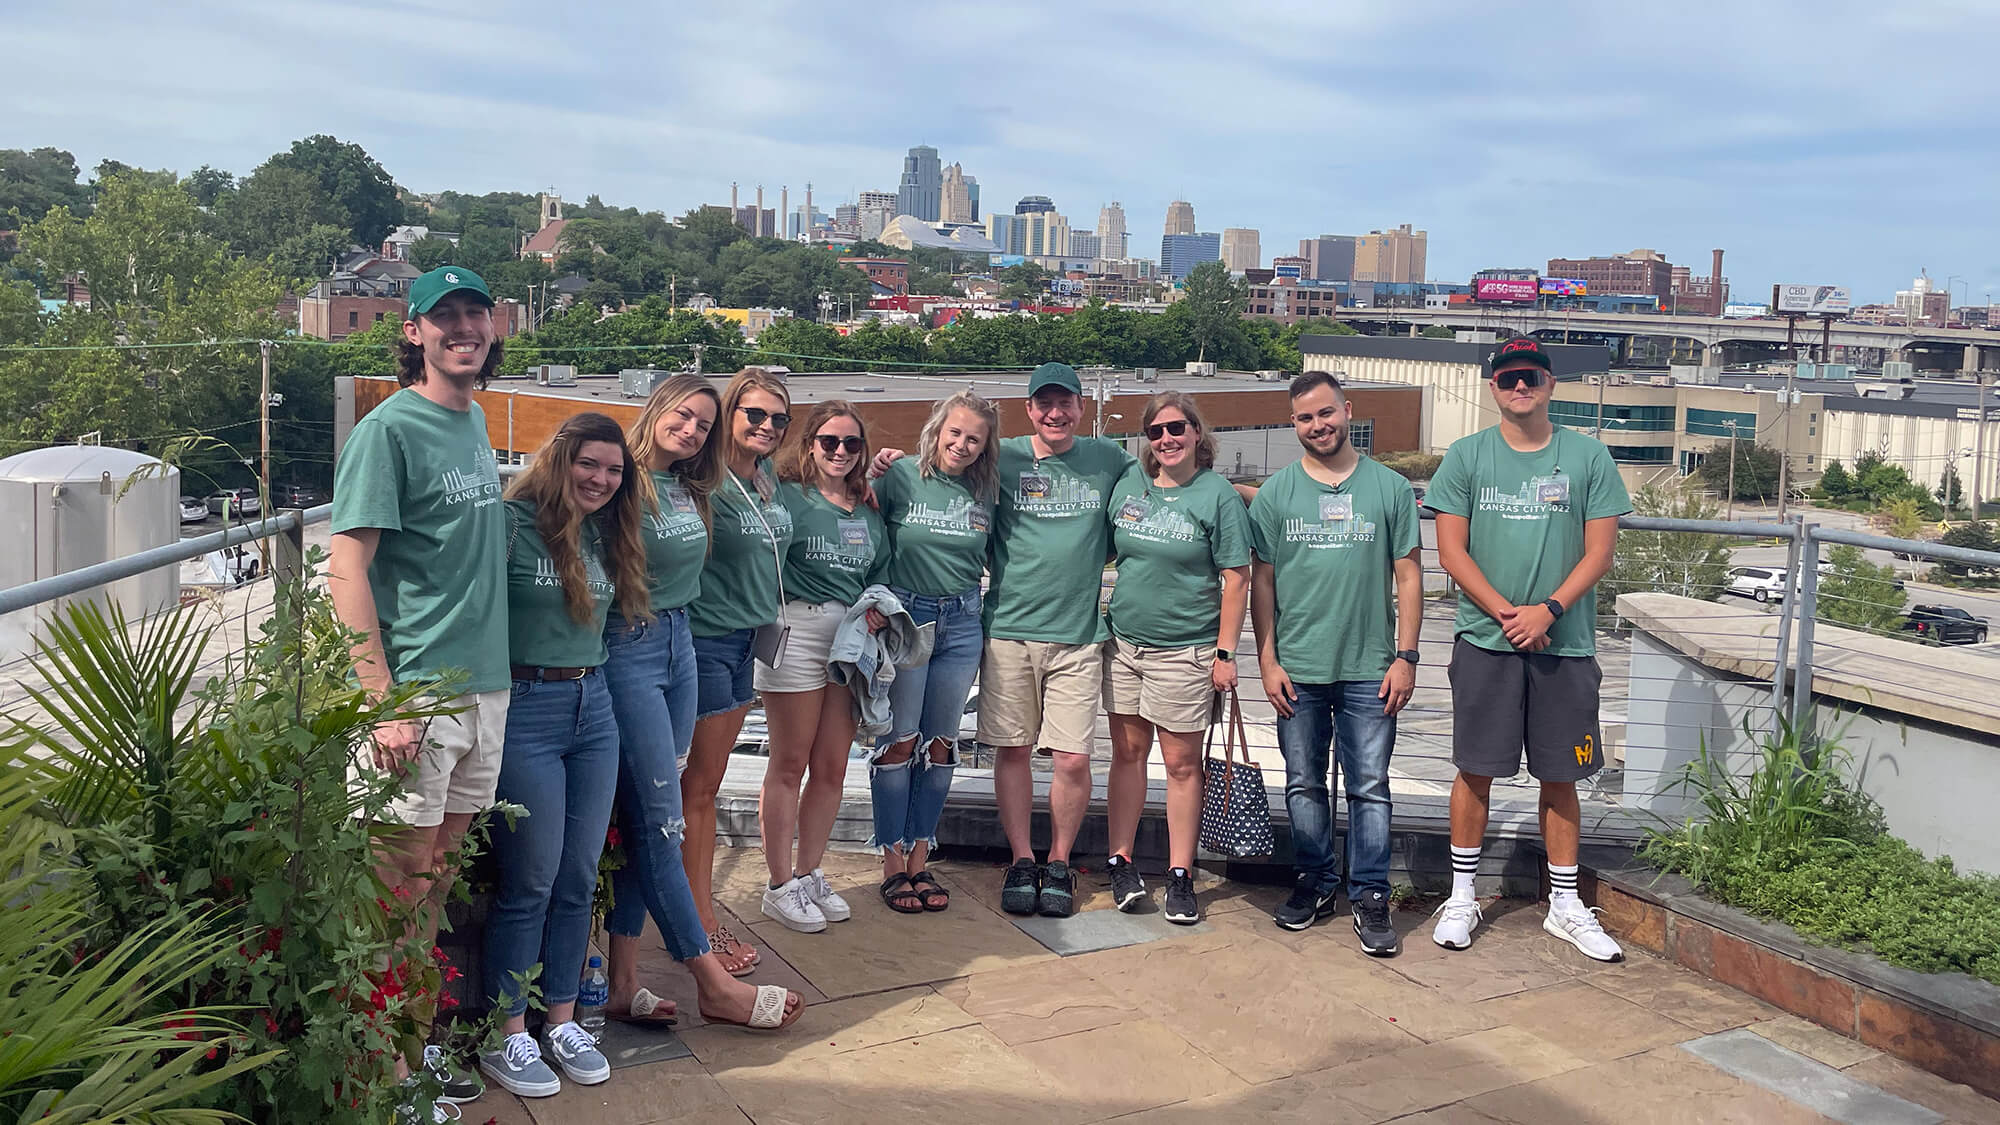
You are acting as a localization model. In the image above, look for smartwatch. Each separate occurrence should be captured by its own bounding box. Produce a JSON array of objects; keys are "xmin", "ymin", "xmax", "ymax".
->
[
  {"xmin": 1543, "ymin": 597, "xmax": 1566, "ymax": 619},
  {"xmin": 1216, "ymin": 649, "xmax": 1234, "ymax": 661},
  {"xmin": 1395, "ymin": 650, "xmax": 1420, "ymax": 666}
]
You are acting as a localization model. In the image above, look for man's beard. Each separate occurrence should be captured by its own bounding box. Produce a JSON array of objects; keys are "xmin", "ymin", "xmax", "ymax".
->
[{"xmin": 1299, "ymin": 427, "xmax": 1346, "ymax": 458}]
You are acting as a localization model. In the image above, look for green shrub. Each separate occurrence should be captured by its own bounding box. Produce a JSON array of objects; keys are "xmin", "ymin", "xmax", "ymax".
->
[{"xmin": 1376, "ymin": 451, "xmax": 1442, "ymax": 481}]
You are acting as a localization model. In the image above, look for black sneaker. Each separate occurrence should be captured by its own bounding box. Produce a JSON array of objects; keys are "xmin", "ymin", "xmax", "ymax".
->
[
  {"xmin": 1163, "ymin": 867, "xmax": 1199, "ymax": 925},
  {"xmin": 1106, "ymin": 855, "xmax": 1147, "ymax": 912},
  {"xmin": 1000, "ymin": 858, "xmax": 1041, "ymax": 915},
  {"xmin": 1352, "ymin": 888, "xmax": 1401, "ymax": 956},
  {"xmin": 423, "ymin": 1045, "xmax": 482, "ymax": 1105},
  {"xmin": 1272, "ymin": 874, "xmax": 1339, "ymax": 932},
  {"xmin": 1037, "ymin": 859, "xmax": 1076, "ymax": 917}
]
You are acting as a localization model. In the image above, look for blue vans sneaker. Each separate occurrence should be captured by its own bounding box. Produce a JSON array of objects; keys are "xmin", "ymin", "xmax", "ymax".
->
[
  {"xmin": 542, "ymin": 1020, "xmax": 611, "ymax": 1086},
  {"xmin": 478, "ymin": 1031, "xmax": 560, "ymax": 1098}
]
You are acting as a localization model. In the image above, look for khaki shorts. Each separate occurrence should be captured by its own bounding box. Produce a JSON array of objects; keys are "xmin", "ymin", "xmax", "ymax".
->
[
  {"xmin": 350, "ymin": 688, "xmax": 510, "ymax": 828},
  {"xmin": 1102, "ymin": 635, "xmax": 1216, "ymax": 733},
  {"xmin": 753, "ymin": 600, "xmax": 845, "ymax": 694},
  {"xmin": 976, "ymin": 638, "xmax": 1103, "ymax": 757}
]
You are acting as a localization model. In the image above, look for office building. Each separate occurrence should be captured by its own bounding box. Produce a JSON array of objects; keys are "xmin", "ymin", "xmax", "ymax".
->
[
  {"xmin": 1068, "ymin": 231, "xmax": 1101, "ymax": 259},
  {"xmin": 858, "ymin": 190, "xmax": 899, "ymax": 239},
  {"xmin": 1896, "ymin": 274, "xmax": 1950, "ymax": 326},
  {"xmin": 1353, "ymin": 224, "xmax": 1427, "ymax": 285},
  {"xmin": 833, "ymin": 202, "xmax": 860, "ymax": 235},
  {"xmin": 1160, "ymin": 231, "xmax": 1221, "ymax": 280},
  {"xmin": 1221, "ymin": 228, "xmax": 1261, "ymax": 274},
  {"xmin": 1270, "ymin": 255, "xmax": 1310, "ymax": 279},
  {"xmin": 1096, "ymin": 202, "xmax": 1128, "ymax": 261},
  {"xmin": 1298, "ymin": 235, "xmax": 1357, "ymax": 282},
  {"xmin": 941, "ymin": 163, "xmax": 975, "ymax": 225},
  {"xmin": 896, "ymin": 145, "xmax": 942, "ymax": 221},
  {"xmin": 1245, "ymin": 277, "xmax": 1343, "ymax": 326},
  {"xmin": 985, "ymin": 213, "xmax": 1025, "ymax": 256},
  {"xmin": 1021, "ymin": 210, "xmax": 1069, "ymax": 257},
  {"xmin": 1546, "ymin": 249, "xmax": 1674, "ymax": 303},
  {"xmin": 1016, "ymin": 195, "xmax": 1056, "ymax": 215},
  {"xmin": 1164, "ymin": 199, "xmax": 1195, "ymax": 235}
]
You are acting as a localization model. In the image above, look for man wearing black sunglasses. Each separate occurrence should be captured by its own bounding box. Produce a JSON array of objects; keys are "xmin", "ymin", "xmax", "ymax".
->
[{"xmin": 1423, "ymin": 336, "xmax": 1631, "ymax": 964}]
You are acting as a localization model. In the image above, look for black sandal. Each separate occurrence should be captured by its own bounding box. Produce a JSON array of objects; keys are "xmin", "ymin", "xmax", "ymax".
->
[
  {"xmin": 908, "ymin": 870, "xmax": 950, "ymax": 912},
  {"xmin": 880, "ymin": 872, "xmax": 925, "ymax": 914}
]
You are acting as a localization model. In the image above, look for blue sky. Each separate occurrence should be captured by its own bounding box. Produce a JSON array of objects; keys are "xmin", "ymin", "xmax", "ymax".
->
[{"xmin": 8, "ymin": 0, "xmax": 1996, "ymax": 305}]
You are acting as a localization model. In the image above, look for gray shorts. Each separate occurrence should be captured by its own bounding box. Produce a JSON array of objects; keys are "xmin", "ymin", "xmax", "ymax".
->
[{"xmin": 1447, "ymin": 636, "xmax": 1603, "ymax": 784}]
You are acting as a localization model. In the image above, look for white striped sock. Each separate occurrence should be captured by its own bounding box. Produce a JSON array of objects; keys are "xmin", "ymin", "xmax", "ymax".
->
[{"xmin": 1450, "ymin": 845, "xmax": 1480, "ymax": 901}]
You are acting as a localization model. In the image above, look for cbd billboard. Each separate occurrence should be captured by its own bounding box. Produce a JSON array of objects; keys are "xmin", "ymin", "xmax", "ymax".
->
[{"xmin": 1773, "ymin": 284, "xmax": 1851, "ymax": 316}]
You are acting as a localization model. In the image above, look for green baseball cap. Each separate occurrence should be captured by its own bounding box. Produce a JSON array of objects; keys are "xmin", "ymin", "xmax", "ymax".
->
[
  {"xmin": 407, "ymin": 266, "xmax": 494, "ymax": 320},
  {"xmin": 1027, "ymin": 362, "xmax": 1082, "ymax": 397}
]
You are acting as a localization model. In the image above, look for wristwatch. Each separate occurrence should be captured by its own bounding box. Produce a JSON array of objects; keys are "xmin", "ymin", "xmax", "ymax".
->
[
  {"xmin": 1395, "ymin": 650, "xmax": 1420, "ymax": 666},
  {"xmin": 1216, "ymin": 649, "xmax": 1234, "ymax": 661},
  {"xmin": 1543, "ymin": 597, "xmax": 1566, "ymax": 619}
]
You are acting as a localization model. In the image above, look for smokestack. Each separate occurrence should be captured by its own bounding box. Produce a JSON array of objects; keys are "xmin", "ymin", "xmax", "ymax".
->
[
  {"xmin": 1710, "ymin": 249, "xmax": 1724, "ymax": 316},
  {"xmin": 781, "ymin": 186, "xmax": 789, "ymax": 238},
  {"xmin": 805, "ymin": 182, "xmax": 813, "ymax": 238},
  {"xmin": 756, "ymin": 185, "xmax": 764, "ymax": 236},
  {"xmin": 731, "ymin": 182, "xmax": 738, "ymax": 211}
]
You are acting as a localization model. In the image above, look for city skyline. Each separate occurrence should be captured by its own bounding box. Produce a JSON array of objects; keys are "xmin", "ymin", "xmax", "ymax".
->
[{"xmin": 6, "ymin": 2, "xmax": 1995, "ymax": 304}]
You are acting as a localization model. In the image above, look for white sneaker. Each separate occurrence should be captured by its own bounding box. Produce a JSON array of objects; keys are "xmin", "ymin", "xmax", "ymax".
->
[
  {"xmin": 800, "ymin": 867, "xmax": 852, "ymax": 922},
  {"xmin": 1431, "ymin": 895, "xmax": 1483, "ymax": 950},
  {"xmin": 1544, "ymin": 896, "xmax": 1624, "ymax": 962},
  {"xmin": 541, "ymin": 1020, "xmax": 610, "ymax": 1086},
  {"xmin": 762, "ymin": 876, "xmax": 828, "ymax": 933}
]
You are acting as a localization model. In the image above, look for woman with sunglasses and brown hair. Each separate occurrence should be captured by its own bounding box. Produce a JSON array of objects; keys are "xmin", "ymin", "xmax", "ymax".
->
[
  {"xmin": 479, "ymin": 412, "xmax": 651, "ymax": 1097},
  {"xmin": 599, "ymin": 374, "xmax": 803, "ymax": 1032},
  {"xmin": 682, "ymin": 368, "xmax": 796, "ymax": 979},
  {"xmin": 754, "ymin": 400, "xmax": 889, "ymax": 933},
  {"xmin": 1099, "ymin": 391, "xmax": 1251, "ymax": 926}
]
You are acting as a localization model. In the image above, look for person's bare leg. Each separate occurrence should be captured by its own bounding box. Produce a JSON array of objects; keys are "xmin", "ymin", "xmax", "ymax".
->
[
  {"xmin": 1046, "ymin": 750, "xmax": 1092, "ymax": 865},
  {"xmin": 876, "ymin": 737, "xmax": 917, "ymax": 882},
  {"xmin": 993, "ymin": 744, "xmax": 1036, "ymax": 862},
  {"xmin": 1449, "ymin": 772, "xmax": 1493, "ymax": 849},
  {"xmin": 758, "ymin": 689, "xmax": 820, "ymax": 885},
  {"xmin": 1539, "ymin": 781, "xmax": 1581, "ymax": 867},
  {"xmin": 1104, "ymin": 713, "xmax": 1152, "ymax": 861},
  {"xmin": 683, "ymin": 708, "xmax": 746, "ymax": 936},
  {"xmin": 1157, "ymin": 729, "xmax": 1204, "ymax": 871},
  {"xmin": 794, "ymin": 687, "xmax": 856, "ymax": 875},
  {"xmin": 691, "ymin": 955, "xmax": 803, "ymax": 1027}
]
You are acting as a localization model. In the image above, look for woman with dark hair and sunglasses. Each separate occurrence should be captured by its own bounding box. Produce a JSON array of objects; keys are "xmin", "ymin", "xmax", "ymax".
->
[
  {"xmin": 682, "ymin": 368, "xmax": 796, "ymax": 979},
  {"xmin": 1099, "ymin": 391, "xmax": 1251, "ymax": 926},
  {"xmin": 479, "ymin": 412, "xmax": 649, "ymax": 1098},
  {"xmin": 754, "ymin": 400, "xmax": 889, "ymax": 933}
]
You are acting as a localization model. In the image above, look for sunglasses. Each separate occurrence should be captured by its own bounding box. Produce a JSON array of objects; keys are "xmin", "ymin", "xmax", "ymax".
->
[
  {"xmin": 815, "ymin": 434, "xmax": 865, "ymax": 455},
  {"xmin": 738, "ymin": 406, "xmax": 791, "ymax": 430},
  {"xmin": 1492, "ymin": 369, "xmax": 1548, "ymax": 391},
  {"xmin": 1145, "ymin": 420, "xmax": 1192, "ymax": 441}
]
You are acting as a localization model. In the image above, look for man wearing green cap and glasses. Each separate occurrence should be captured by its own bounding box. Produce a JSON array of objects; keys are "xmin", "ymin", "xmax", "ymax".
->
[{"xmin": 331, "ymin": 266, "xmax": 507, "ymax": 1116}]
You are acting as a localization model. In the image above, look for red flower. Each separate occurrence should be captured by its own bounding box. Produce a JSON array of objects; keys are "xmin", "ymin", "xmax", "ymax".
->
[{"xmin": 605, "ymin": 826, "xmax": 622, "ymax": 849}]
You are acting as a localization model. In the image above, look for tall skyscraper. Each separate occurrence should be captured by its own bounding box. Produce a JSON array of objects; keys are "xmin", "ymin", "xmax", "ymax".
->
[
  {"xmin": 986, "ymin": 213, "xmax": 1025, "ymax": 256},
  {"xmin": 1298, "ymin": 235, "xmax": 1357, "ymax": 282},
  {"xmin": 896, "ymin": 145, "xmax": 942, "ymax": 221},
  {"xmin": 1163, "ymin": 200, "xmax": 1195, "ymax": 236},
  {"xmin": 941, "ymin": 163, "xmax": 975, "ymax": 224},
  {"xmin": 1096, "ymin": 202, "xmax": 1128, "ymax": 261},
  {"xmin": 833, "ymin": 203, "xmax": 860, "ymax": 235},
  {"xmin": 858, "ymin": 190, "xmax": 899, "ymax": 239},
  {"xmin": 1022, "ymin": 211, "xmax": 1069, "ymax": 257},
  {"xmin": 1221, "ymin": 228, "xmax": 1261, "ymax": 273},
  {"xmin": 1352, "ymin": 224, "xmax": 1428, "ymax": 284},
  {"xmin": 1016, "ymin": 195, "xmax": 1056, "ymax": 215},
  {"xmin": 966, "ymin": 177, "xmax": 980, "ymax": 220},
  {"xmin": 1068, "ymin": 231, "xmax": 1101, "ymax": 259},
  {"xmin": 1160, "ymin": 232, "xmax": 1221, "ymax": 279}
]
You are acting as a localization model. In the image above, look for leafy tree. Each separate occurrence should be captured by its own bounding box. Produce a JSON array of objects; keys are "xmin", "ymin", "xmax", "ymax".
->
[
  {"xmin": 1266, "ymin": 317, "xmax": 1356, "ymax": 371},
  {"xmin": 749, "ymin": 317, "xmax": 849, "ymax": 371},
  {"xmin": 998, "ymin": 262, "xmax": 1051, "ymax": 301},
  {"xmin": 1604, "ymin": 480, "xmax": 1735, "ymax": 609},
  {"xmin": 406, "ymin": 235, "xmax": 460, "ymax": 272},
  {"xmin": 1180, "ymin": 260, "xmax": 1247, "ymax": 363},
  {"xmin": 1816, "ymin": 458, "xmax": 1855, "ymax": 501},
  {"xmin": 1421, "ymin": 324, "xmax": 1455, "ymax": 339},
  {"xmin": 257, "ymin": 134, "xmax": 402, "ymax": 246},
  {"xmin": 1852, "ymin": 451, "xmax": 1928, "ymax": 505},
  {"xmin": 220, "ymin": 165, "xmax": 352, "ymax": 282},
  {"xmin": 1697, "ymin": 438, "xmax": 1782, "ymax": 501},
  {"xmin": 1815, "ymin": 544, "xmax": 1906, "ymax": 634},
  {"xmin": 1881, "ymin": 497, "xmax": 1924, "ymax": 540},
  {"xmin": 0, "ymin": 147, "xmax": 93, "ymax": 224},
  {"xmin": 1937, "ymin": 465, "xmax": 1965, "ymax": 511},
  {"xmin": 1938, "ymin": 520, "xmax": 1999, "ymax": 579},
  {"xmin": 180, "ymin": 164, "xmax": 236, "ymax": 209}
]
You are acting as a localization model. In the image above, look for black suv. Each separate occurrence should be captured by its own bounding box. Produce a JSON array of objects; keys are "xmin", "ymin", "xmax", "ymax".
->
[{"xmin": 1900, "ymin": 605, "xmax": 1989, "ymax": 646}]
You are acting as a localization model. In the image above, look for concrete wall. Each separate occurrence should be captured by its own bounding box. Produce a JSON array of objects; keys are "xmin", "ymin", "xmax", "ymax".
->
[{"xmin": 1822, "ymin": 404, "xmax": 1997, "ymax": 500}]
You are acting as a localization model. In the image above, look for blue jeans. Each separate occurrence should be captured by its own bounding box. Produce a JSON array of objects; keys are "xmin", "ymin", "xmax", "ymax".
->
[
  {"xmin": 1276, "ymin": 680, "xmax": 1395, "ymax": 899},
  {"xmin": 692, "ymin": 628, "xmax": 756, "ymax": 718},
  {"xmin": 868, "ymin": 586, "xmax": 981, "ymax": 854},
  {"xmin": 485, "ymin": 671, "xmax": 620, "ymax": 1017},
  {"xmin": 601, "ymin": 610, "xmax": 711, "ymax": 961}
]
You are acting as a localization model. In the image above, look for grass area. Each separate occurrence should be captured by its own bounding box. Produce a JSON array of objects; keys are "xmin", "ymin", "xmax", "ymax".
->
[{"xmin": 1640, "ymin": 722, "xmax": 2000, "ymax": 986}]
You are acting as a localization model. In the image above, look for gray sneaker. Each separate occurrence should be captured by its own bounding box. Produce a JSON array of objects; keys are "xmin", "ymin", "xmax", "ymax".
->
[
  {"xmin": 478, "ymin": 1031, "xmax": 560, "ymax": 1098},
  {"xmin": 542, "ymin": 1020, "xmax": 611, "ymax": 1086}
]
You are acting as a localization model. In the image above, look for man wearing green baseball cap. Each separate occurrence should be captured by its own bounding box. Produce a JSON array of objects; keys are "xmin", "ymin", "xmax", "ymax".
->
[{"xmin": 330, "ymin": 263, "xmax": 507, "ymax": 1111}]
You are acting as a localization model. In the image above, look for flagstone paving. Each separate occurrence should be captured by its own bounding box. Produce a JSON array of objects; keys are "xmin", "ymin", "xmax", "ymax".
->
[{"xmin": 458, "ymin": 846, "xmax": 2000, "ymax": 1124}]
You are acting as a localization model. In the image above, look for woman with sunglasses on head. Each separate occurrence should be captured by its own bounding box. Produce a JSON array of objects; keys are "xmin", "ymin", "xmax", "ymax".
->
[
  {"xmin": 599, "ymin": 374, "xmax": 804, "ymax": 1033},
  {"xmin": 754, "ymin": 400, "xmax": 890, "ymax": 933},
  {"xmin": 1099, "ymin": 391, "xmax": 1252, "ymax": 926},
  {"xmin": 682, "ymin": 368, "xmax": 796, "ymax": 977},
  {"xmin": 479, "ymin": 412, "xmax": 650, "ymax": 1098},
  {"xmin": 867, "ymin": 390, "xmax": 1000, "ymax": 914}
]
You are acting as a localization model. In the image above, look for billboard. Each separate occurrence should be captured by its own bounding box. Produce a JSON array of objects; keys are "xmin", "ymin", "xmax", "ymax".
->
[
  {"xmin": 1475, "ymin": 278, "xmax": 1538, "ymax": 303},
  {"xmin": 1774, "ymin": 284, "xmax": 1851, "ymax": 316},
  {"xmin": 1539, "ymin": 277, "xmax": 1587, "ymax": 297}
]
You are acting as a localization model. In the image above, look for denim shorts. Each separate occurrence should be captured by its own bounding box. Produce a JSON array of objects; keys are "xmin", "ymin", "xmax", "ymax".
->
[{"xmin": 692, "ymin": 627, "xmax": 757, "ymax": 719}]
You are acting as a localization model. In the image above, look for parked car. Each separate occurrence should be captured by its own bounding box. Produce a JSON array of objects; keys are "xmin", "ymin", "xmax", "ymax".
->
[
  {"xmin": 273, "ymin": 483, "xmax": 328, "ymax": 508},
  {"xmin": 1725, "ymin": 565, "xmax": 1788, "ymax": 603},
  {"xmin": 1900, "ymin": 605, "xmax": 1989, "ymax": 645},
  {"xmin": 179, "ymin": 495, "xmax": 208, "ymax": 524},
  {"xmin": 205, "ymin": 488, "xmax": 262, "ymax": 518}
]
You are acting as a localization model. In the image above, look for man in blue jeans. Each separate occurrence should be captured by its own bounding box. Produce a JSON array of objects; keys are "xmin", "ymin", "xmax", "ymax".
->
[{"xmin": 1248, "ymin": 371, "xmax": 1422, "ymax": 954}]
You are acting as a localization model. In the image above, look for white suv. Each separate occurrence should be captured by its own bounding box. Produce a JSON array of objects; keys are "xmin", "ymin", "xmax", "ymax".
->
[{"xmin": 1725, "ymin": 566, "xmax": 1787, "ymax": 603}]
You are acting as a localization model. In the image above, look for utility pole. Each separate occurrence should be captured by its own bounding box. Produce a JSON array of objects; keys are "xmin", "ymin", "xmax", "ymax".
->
[
  {"xmin": 1776, "ymin": 356, "xmax": 1797, "ymax": 522},
  {"xmin": 691, "ymin": 342, "xmax": 705, "ymax": 374},
  {"xmin": 1978, "ymin": 371, "xmax": 1991, "ymax": 517},
  {"xmin": 259, "ymin": 339, "xmax": 273, "ymax": 498},
  {"xmin": 1725, "ymin": 420, "xmax": 1739, "ymax": 521}
]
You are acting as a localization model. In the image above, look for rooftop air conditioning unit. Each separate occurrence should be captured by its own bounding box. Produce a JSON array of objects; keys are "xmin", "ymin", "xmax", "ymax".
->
[
  {"xmin": 1186, "ymin": 361, "xmax": 1217, "ymax": 378},
  {"xmin": 1136, "ymin": 368, "xmax": 1159, "ymax": 383},
  {"xmin": 620, "ymin": 367, "xmax": 670, "ymax": 398},
  {"xmin": 535, "ymin": 364, "xmax": 578, "ymax": 387},
  {"xmin": 1253, "ymin": 370, "xmax": 1285, "ymax": 383}
]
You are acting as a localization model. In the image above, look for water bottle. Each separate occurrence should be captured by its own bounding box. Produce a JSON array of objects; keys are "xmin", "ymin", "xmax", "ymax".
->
[{"xmin": 578, "ymin": 956, "xmax": 609, "ymax": 1040}]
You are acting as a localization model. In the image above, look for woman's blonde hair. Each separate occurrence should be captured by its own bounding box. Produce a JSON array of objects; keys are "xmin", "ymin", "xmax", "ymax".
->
[
  {"xmin": 715, "ymin": 367, "xmax": 791, "ymax": 498},
  {"xmin": 504, "ymin": 411, "xmax": 653, "ymax": 626},
  {"xmin": 778, "ymin": 399, "xmax": 870, "ymax": 501},
  {"xmin": 626, "ymin": 373, "xmax": 722, "ymax": 532},
  {"xmin": 1137, "ymin": 390, "xmax": 1218, "ymax": 478},
  {"xmin": 915, "ymin": 389, "xmax": 1001, "ymax": 503}
]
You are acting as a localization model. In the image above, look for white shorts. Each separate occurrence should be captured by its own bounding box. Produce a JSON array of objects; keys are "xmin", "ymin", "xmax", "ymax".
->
[
  {"xmin": 753, "ymin": 600, "xmax": 846, "ymax": 694},
  {"xmin": 350, "ymin": 688, "xmax": 510, "ymax": 828}
]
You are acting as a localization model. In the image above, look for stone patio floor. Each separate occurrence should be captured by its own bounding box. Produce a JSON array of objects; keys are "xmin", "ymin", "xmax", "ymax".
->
[{"xmin": 466, "ymin": 846, "xmax": 2000, "ymax": 1125}]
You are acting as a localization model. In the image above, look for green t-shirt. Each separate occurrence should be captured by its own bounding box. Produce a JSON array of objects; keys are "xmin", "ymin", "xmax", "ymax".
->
[
  {"xmin": 780, "ymin": 481, "xmax": 887, "ymax": 606},
  {"xmin": 1105, "ymin": 469, "xmax": 1252, "ymax": 648},
  {"xmin": 985, "ymin": 435, "xmax": 1138, "ymax": 644},
  {"xmin": 1425, "ymin": 425, "xmax": 1632, "ymax": 657},
  {"xmin": 504, "ymin": 500, "xmax": 615, "ymax": 668},
  {"xmin": 1247, "ymin": 457, "xmax": 1420, "ymax": 683},
  {"xmin": 331, "ymin": 388, "xmax": 509, "ymax": 694},
  {"xmin": 639, "ymin": 470, "xmax": 708, "ymax": 612},
  {"xmin": 875, "ymin": 457, "xmax": 991, "ymax": 596},
  {"xmin": 689, "ymin": 462, "xmax": 795, "ymax": 637}
]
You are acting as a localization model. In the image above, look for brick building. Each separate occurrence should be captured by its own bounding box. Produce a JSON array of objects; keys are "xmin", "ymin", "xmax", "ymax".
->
[
  {"xmin": 1546, "ymin": 250, "xmax": 1675, "ymax": 304},
  {"xmin": 845, "ymin": 257, "xmax": 910, "ymax": 296},
  {"xmin": 1245, "ymin": 278, "xmax": 1344, "ymax": 325}
]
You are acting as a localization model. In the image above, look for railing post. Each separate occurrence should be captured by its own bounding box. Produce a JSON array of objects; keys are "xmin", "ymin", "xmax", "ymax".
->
[
  {"xmin": 1790, "ymin": 520, "xmax": 1821, "ymax": 738},
  {"xmin": 273, "ymin": 508, "xmax": 306, "ymax": 587},
  {"xmin": 1767, "ymin": 514, "xmax": 1802, "ymax": 736}
]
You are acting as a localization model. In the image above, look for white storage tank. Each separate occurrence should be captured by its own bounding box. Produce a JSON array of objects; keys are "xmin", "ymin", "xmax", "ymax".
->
[{"xmin": 0, "ymin": 445, "xmax": 181, "ymax": 662}]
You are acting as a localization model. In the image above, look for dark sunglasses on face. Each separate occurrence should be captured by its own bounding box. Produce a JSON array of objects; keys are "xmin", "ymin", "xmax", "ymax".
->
[
  {"xmin": 738, "ymin": 406, "xmax": 791, "ymax": 430},
  {"xmin": 1145, "ymin": 420, "xmax": 1191, "ymax": 441},
  {"xmin": 815, "ymin": 434, "xmax": 865, "ymax": 455},
  {"xmin": 1493, "ymin": 369, "xmax": 1548, "ymax": 391}
]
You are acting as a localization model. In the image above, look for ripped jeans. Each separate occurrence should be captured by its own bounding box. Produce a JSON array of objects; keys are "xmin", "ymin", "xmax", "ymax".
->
[
  {"xmin": 868, "ymin": 586, "xmax": 981, "ymax": 855},
  {"xmin": 602, "ymin": 609, "xmax": 711, "ymax": 960}
]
